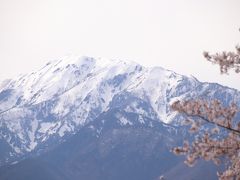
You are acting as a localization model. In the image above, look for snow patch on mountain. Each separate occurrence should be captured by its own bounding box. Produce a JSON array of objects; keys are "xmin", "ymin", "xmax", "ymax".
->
[{"xmin": 0, "ymin": 55, "xmax": 239, "ymax": 166}]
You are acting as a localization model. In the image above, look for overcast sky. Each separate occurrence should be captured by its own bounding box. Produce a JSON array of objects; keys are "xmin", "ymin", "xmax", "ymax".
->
[{"xmin": 0, "ymin": 0, "xmax": 240, "ymax": 89}]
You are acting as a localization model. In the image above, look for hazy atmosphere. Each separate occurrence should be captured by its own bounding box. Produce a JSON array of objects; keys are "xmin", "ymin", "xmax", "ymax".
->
[
  {"xmin": 1, "ymin": 1, "xmax": 240, "ymax": 179},
  {"xmin": 0, "ymin": 0, "xmax": 240, "ymax": 89}
]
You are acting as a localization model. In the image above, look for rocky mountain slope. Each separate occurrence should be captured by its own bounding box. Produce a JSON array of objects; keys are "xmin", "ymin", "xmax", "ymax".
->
[{"xmin": 0, "ymin": 56, "xmax": 239, "ymax": 179}]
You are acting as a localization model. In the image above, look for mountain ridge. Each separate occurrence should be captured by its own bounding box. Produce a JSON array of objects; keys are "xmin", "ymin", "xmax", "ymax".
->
[{"xmin": 0, "ymin": 56, "xmax": 239, "ymax": 180}]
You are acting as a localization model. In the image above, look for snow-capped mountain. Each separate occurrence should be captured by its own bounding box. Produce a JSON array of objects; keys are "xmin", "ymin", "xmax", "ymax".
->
[{"xmin": 0, "ymin": 55, "xmax": 239, "ymax": 172}]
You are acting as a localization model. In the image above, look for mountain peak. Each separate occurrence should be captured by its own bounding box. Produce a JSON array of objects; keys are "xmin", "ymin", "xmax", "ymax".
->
[
  {"xmin": 1, "ymin": 55, "xmax": 239, "ymax": 164},
  {"xmin": 0, "ymin": 55, "xmax": 196, "ymax": 113}
]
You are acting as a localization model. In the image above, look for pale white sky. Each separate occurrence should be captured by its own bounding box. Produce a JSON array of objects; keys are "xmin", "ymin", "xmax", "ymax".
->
[{"xmin": 0, "ymin": 0, "xmax": 240, "ymax": 89}]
